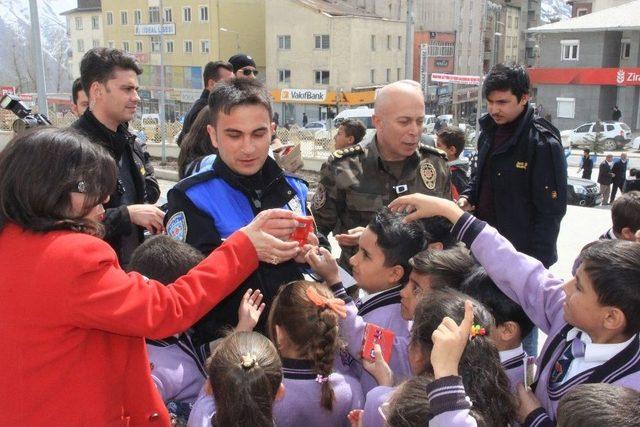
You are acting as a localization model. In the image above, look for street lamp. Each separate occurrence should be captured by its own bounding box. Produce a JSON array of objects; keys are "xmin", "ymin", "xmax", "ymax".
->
[{"xmin": 219, "ymin": 27, "xmax": 240, "ymax": 53}]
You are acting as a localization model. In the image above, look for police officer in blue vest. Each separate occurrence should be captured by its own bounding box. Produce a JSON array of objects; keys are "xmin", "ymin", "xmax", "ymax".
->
[{"xmin": 165, "ymin": 79, "xmax": 311, "ymax": 345}]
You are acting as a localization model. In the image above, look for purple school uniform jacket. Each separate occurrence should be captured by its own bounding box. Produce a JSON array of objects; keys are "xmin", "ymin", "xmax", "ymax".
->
[
  {"xmin": 331, "ymin": 283, "xmax": 412, "ymax": 395},
  {"xmin": 146, "ymin": 333, "xmax": 209, "ymax": 404},
  {"xmin": 273, "ymin": 358, "xmax": 364, "ymax": 427},
  {"xmin": 452, "ymin": 213, "xmax": 640, "ymax": 424},
  {"xmin": 363, "ymin": 385, "xmax": 394, "ymax": 427}
]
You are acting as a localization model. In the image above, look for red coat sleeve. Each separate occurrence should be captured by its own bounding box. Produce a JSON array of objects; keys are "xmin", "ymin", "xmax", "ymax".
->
[{"xmin": 57, "ymin": 231, "xmax": 258, "ymax": 339}]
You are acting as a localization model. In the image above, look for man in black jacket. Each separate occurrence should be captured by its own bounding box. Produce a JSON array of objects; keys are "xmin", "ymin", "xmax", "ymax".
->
[
  {"xmin": 610, "ymin": 153, "xmax": 628, "ymax": 203},
  {"xmin": 597, "ymin": 154, "xmax": 615, "ymax": 205},
  {"xmin": 459, "ymin": 64, "xmax": 567, "ymax": 269},
  {"xmin": 72, "ymin": 47, "xmax": 164, "ymax": 266},
  {"xmin": 176, "ymin": 61, "xmax": 233, "ymax": 146}
]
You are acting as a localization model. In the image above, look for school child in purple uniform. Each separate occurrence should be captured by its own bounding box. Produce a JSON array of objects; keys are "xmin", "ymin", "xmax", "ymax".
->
[
  {"xmin": 460, "ymin": 267, "xmax": 534, "ymax": 392},
  {"xmin": 188, "ymin": 331, "xmax": 284, "ymax": 427},
  {"xmin": 555, "ymin": 384, "xmax": 640, "ymax": 427},
  {"xmin": 362, "ymin": 289, "xmax": 517, "ymax": 427},
  {"xmin": 388, "ymin": 193, "xmax": 640, "ymax": 425},
  {"xmin": 268, "ymin": 280, "xmax": 364, "ymax": 427},
  {"xmin": 306, "ymin": 208, "xmax": 426, "ymax": 395}
]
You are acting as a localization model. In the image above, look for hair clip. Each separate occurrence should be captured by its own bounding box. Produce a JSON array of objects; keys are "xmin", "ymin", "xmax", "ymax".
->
[
  {"xmin": 240, "ymin": 353, "xmax": 258, "ymax": 369},
  {"xmin": 470, "ymin": 324, "xmax": 487, "ymax": 339},
  {"xmin": 315, "ymin": 374, "xmax": 329, "ymax": 384},
  {"xmin": 306, "ymin": 286, "xmax": 347, "ymax": 319}
]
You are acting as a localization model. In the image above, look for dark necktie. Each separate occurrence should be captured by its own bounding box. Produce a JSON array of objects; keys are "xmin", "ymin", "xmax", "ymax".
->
[{"xmin": 550, "ymin": 334, "xmax": 586, "ymax": 385}]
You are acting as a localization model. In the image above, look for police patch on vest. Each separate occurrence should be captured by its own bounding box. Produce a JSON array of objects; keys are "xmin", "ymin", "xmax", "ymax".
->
[
  {"xmin": 312, "ymin": 184, "xmax": 327, "ymax": 210},
  {"xmin": 166, "ymin": 211, "xmax": 188, "ymax": 242},
  {"xmin": 420, "ymin": 162, "xmax": 437, "ymax": 190},
  {"xmin": 287, "ymin": 195, "xmax": 304, "ymax": 215}
]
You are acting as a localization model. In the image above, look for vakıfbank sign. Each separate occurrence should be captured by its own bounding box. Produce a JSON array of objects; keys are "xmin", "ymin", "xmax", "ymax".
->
[
  {"xmin": 280, "ymin": 89, "xmax": 327, "ymax": 103},
  {"xmin": 134, "ymin": 23, "xmax": 176, "ymax": 36}
]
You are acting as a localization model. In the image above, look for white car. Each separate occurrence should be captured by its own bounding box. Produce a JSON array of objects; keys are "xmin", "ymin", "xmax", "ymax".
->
[
  {"xmin": 627, "ymin": 135, "xmax": 640, "ymax": 151},
  {"xmin": 423, "ymin": 115, "xmax": 437, "ymax": 133},
  {"xmin": 303, "ymin": 121, "xmax": 327, "ymax": 131},
  {"xmin": 561, "ymin": 121, "xmax": 632, "ymax": 151}
]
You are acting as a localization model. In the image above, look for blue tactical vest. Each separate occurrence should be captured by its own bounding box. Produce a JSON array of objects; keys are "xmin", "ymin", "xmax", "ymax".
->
[{"xmin": 184, "ymin": 169, "xmax": 308, "ymax": 239}]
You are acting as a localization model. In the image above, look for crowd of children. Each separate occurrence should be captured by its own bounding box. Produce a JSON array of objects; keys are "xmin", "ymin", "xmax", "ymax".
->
[{"xmin": 124, "ymin": 191, "xmax": 640, "ymax": 427}]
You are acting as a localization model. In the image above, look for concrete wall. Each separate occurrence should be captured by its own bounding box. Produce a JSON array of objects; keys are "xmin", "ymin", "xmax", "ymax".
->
[{"xmin": 538, "ymin": 31, "xmax": 621, "ymax": 68}]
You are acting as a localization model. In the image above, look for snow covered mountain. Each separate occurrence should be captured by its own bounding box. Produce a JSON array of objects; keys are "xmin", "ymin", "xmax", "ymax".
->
[
  {"xmin": 541, "ymin": 0, "xmax": 572, "ymax": 23},
  {"xmin": 0, "ymin": 0, "xmax": 72, "ymax": 92}
]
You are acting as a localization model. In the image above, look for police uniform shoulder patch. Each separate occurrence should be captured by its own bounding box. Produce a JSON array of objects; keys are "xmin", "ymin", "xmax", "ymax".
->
[
  {"xmin": 331, "ymin": 144, "xmax": 363, "ymax": 161},
  {"xmin": 166, "ymin": 211, "xmax": 188, "ymax": 242},
  {"xmin": 420, "ymin": 161, "xmax": 437, "ymax": 190},
  {"xmin": 419, "ymin": 144, "xmax": 448, "ymax": 161},
  {"xmin": 312, "ymin": 184, "xmax": 327, "ymax": 210}
]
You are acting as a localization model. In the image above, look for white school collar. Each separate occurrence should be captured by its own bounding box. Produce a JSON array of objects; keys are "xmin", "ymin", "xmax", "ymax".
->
[
  {"xmin": 566, "ymin": 328, "xmax": 636, "ymax": 363},
  {"xmin": 499, "ymin": 344, "xmax": 524, "ymax": 363}
]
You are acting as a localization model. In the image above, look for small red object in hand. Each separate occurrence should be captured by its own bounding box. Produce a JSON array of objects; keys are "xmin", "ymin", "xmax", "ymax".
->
[{"xmin": 292, "ymin": 215, "xmax": 314, "ymax": 246}]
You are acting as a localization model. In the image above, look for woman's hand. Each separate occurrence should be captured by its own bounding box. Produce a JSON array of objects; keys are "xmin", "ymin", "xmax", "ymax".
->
[
  {"xmin": 236, "ymin": 288, "xmax": 265, "ymax": 332},
  {"xmin": 388, "ymin": 194, "xmax": 464, "ymax": 224},
  {"xmin": 305, "ymin": 246, "xmax": 341, "ymax": 286},
  {"xmin": 240, "ymin": 209, "xmax": 300, "ymax": 265},
  {"xmin": 335, "ymin": 226, "xmax": 365, "ymax": 247},
  {"xmin": 430, "ymin": 300, "xmax": 474, "ymax": 379}
]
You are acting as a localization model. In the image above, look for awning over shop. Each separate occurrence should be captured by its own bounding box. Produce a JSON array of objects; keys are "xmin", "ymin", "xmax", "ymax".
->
[{"xmin": 270, "ymin": 89, "xmax": 376, "ymax": 106}]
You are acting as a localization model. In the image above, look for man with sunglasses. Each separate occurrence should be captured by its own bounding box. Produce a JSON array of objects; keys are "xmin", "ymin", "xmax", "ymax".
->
[{"xmin": 229, "ymin": 53, "xmax": 259, "ymax": 79}]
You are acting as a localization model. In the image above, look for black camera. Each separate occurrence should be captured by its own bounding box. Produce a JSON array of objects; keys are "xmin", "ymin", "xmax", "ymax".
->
[{"xmin": 0, "ymin": 94, "xmax": 51, "ymax": 133}]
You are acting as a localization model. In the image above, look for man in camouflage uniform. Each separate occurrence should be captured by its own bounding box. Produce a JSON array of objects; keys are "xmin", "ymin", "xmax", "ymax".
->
[{"xmin": 312, "ymin": 80, "xmax": 451, "ymax": 269}]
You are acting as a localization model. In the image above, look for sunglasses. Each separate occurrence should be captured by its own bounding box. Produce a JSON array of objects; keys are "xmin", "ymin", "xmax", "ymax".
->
[{"xmin": 241, "ymin": 68, "xmax": 259, "ymax": 76}]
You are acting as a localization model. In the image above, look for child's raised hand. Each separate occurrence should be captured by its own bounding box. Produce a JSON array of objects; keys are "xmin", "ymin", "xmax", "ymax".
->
[
  {"xmin": 305, "ymin": 246, "xmax": 341, "ymax": 286},
  {"xmin": 430, "ymin": 300, "xmax": 474, "ymax": 379},
  {"xmin": 347, "ymin": 409, "xmax": 364, "ymax": 427},
  {"xmin": 363, "ymin": 344, "xmax": 394, "ymax": 387},
  {"xmin": 388, "ymin": 194, "xmax": 463, "ymax": 224},
  {"xmin": 293, "ymin": 232, "xmax": 320, "ymax": 264},
  {"xmin": 236, "ymin": 288, "xmax": 265, "ymax": 332}
]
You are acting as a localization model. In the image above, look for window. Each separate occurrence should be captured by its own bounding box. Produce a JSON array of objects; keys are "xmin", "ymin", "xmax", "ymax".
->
[
  {"xmin": 557, "ymin": 97, "xmax": 575, "ymax": 119},
  {"xmin": 93, "ymin": 39, "xmax": 100, "ymax": 48},
  {"xmin": 370, "ymin": 69, "xmax": 376, "ymax": 84},
  {"xmin": 166, "ymin": 40, "xmax": 174, "ymax": 53},
  {"xmin": 507, "ymin": 37, "xmax": 511, "ymax": 48},
  {"xmin": 278, "ymin": 69, "xmax": 291, "ymax": 84},
  {"xmin": 508, "ymin": 16, "xmax": 512, "ymax": 28},
  {"xmin": 278, "ymin": 35, "xmax": 291, "ymax": 50},
  {"xmin": 183, "ymin": 7, "xmax": 192, "ymax": 22},
  {"xmin": 514, "ymin": 16, "xmax": 518, "ymax": 29},
  {"xmin": 621, "ymin": 40, "xmax": 631, "ymax": 59},
  {"xmin": 314, "ymin": 34, "xmax": 330, "ymax": 49},
  {"xmin": 200, "ymin": 39, "xmax": 210, "ymax": 54},
  {"xmin": 91, "ymin": 15, "xmax": 99, "ymax": 29},
  {"xmin": 136, "ymin": 41, "xmax": 143, "ymax": 52},
  {"xmin": 577, "ymin": 8, "xmax": 588, "ymax": 16},
  {"xmin": 123, "ymin": 41, "xmax": 129, "ymax": 52},
  {"xmin": 108, "ymin": 40, "xmax": 115, "ymax": 48},
  {"xmin": 149, "ymin": 6, "xmax": 160, "ymax": 23},
  {"xmin": 77, "ymin": 39, "xmax": 84, "ymax": 52},
  {"xmin": 199, "ymin": 6, "xmax": 209, "ymax": 21},
  {"xmin": 606, "ymin": 124, "xmax": 614, "ymax": 132},
  {"xmin": 151, "ymin": 36, "xmax": 161, "ymax": 52},
  {"xmin": 386, "ymin": 68, "xmax": 391, "ymax": 82},
  {"xmin": 184, "ymin": 40, "xmax": 193, "ymax": 53},
  {"xmin": 575, "ymin": 124, "xmax": 591, "ymax": 133},
  {"xmin": 120, "ymin": 11, "xmax": 128, "ymax": 25},
  {"xmin": 75, "ymin": 17, "xmax": 83, "ymax": 30},
  {"xmin": 314, "ymin": 70, "xmax": 329, "ymax": 84},
  {"xmin": 427, "ymin": 41, "xmax": 455, "ymax": 56},
  {"xmin": 134, "ymin": 10, "xmax": 141, "ymax": 24},
  {"xmin": 387, "ymin": 35, "xmax": 391, "ymax": 50},
  {"xmin": 397, "ymin": 35, "xmax": 402, "ymax": 50},
  {"xmin": 397, "ymin": 67, "xmax": 401, "ymax": 80},
  {"xmin": 164, "ymin": 8, "xmax": 172, "ymax": 23},
  {"xmin": 371, "ymin": 35, "xmax": 376, "ymax": 51},
  {"xmin": 561, "ymin": 40, "xmax": 579, "ymax": 61}
]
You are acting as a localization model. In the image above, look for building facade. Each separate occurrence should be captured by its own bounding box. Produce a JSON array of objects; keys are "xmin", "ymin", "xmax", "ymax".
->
[
  {"xmin": 266, "ymin": 0, "xmax": 405, "ymax": 126},
  {"xmin": 529, "ymin": 2, "xmax": 640, "ymax": 130},
  {"xmin": 61, "ymin": 0, "xmax": 103, "ymax": 78}
]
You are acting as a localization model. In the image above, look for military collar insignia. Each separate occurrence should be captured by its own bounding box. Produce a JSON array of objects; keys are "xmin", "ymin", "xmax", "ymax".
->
[
  {"xmin": 333, "ymin": 144, "xmax": 363, "ymax": 159},
  {"xmin": 420, "ymin": 162, "xmax": 437, "ymax": 190}
]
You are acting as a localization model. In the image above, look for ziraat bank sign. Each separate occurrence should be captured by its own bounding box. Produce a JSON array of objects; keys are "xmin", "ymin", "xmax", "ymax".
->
[
  {"xmin": 529, "ymin": 67, "xmax": 640, "ymax": 86},
  {"xmin": 281, "ymin": 89, "xmax": 327, "ymax": 102}
]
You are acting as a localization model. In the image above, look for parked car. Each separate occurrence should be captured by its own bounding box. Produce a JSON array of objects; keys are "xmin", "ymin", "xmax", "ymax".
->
[
  {"xmin": 437, "ymin": 114, "xmax": 454, "ymax": 127},
  {"xmin": 561, "ymin": 121, "xmax": 632, "ymax": 151},
  {"xmin": 627, "ymin": 135, "xmax": 640, "ymax": 151},
  {"xmin": 423, "ymin": 115, "xmax": 437, "ymax": 133},
  {"xmin": 333, "ymin": 107, "xmax": 374, "ymax": 129},
  {"xmin": 303, "ymin": 121, "xmax": 327, "ymax": 131},
  {"xmin": 567, "ymin": 176, "xmax": 602, "ymax": 207}
]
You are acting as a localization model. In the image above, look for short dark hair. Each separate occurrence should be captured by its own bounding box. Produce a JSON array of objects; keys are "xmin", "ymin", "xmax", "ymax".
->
[
  {"xmin": 409, "ymin": 247, "xmax": 477, "ymax": 289},
  {"xmin": 557, "ymin": 384, "xmax": 640, "ymax": 427},
  {"xmin": 203, "ymin": 61, "xmax": 233, "ymax": 86},
  {"xmin": 483, "ymin": 64, "xmax": 530, "ymax": 102},
  {"xmin": 583, "ymin": 148, "xmax": 590, "ymax": 154},
  {"xmin": 419, "ymin": 216, "xmax": 457, "ymax": 248},
  {"xmin": 72, "ymin": 77, "xmax": 84, "ymax": 104},
  {"xmin": 340, "ymin": 119, "xmax": 366, "ymax": 144},
  {"xmin": 368, "ymin": 208, "xmax": 426, "ymax": 284},
  {"xmin": 580, "ymin": 240, "xmax": 640, "ymax": 335},
  {"xmin": 80, "ymin": 47, "xmax": 142, "ymax": 96},
  {"xmin": 128, "ymin": 235, "xmax": 204, "ymax": 284},
  {"xmin": 208, "ymin": 78, "xmax": 272, "ymax": 127},
  {"xmin": 459, "ymin": 267, "xmax": 534, "ymax": 340},
  {"xmin": 436, "ymin": 126, "xmax": 466, "ymax": 158},
  {"xmin": 0, "ymin": 127, "xmax": 116, "ymax": 236},
  {"xmin": 611, "ymin": 191, "xmax": 640, "ymax": 236}
]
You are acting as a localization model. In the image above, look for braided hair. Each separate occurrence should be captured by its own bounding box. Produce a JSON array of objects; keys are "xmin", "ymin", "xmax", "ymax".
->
[{"xmin": 268, "ymin": 280, "xmax": 340, "ymax": 410}]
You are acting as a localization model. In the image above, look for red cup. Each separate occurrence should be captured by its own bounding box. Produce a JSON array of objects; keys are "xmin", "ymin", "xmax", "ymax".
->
[{"xmin": 292, "ymin": 216, "xmax": 314, "ymax": 245}]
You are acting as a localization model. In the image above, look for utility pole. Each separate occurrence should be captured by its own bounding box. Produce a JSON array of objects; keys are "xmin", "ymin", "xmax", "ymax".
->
[
  {"xmin": 476, "ymin": 0, "xmax": 488, "ymax": 131},
  {"xmin": 404, "ymin": 0, "xmax": 414, "ymax": 80},
  {"xmin": 158, "ymin": 0, "xmax": 167, "ymax": 163},
  {"xmin": 29, "ymin": 0, "xmax": 48, "ymax": 115}
]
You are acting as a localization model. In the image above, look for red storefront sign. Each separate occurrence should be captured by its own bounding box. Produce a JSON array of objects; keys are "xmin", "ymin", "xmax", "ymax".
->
[
  {"xmin": 0, "ymin": 86, "xmax": 15, "ymax": 96},
  {"xmin": 529, "ymin": 67, "xmax": 640, "ymax": 86}
]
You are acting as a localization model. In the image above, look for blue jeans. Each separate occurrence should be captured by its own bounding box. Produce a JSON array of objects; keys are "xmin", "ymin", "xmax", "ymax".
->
[{"xmin": 523, "ymin": 327, "xmax": 539, "ymax": 357}]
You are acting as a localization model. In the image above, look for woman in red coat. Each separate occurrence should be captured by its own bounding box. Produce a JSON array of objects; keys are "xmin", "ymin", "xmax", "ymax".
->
[{"xmin": 0, "ymin": 128, "xmax": 300, "ymax": 426}]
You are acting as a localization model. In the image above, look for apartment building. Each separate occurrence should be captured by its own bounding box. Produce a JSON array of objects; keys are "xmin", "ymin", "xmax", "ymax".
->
[{"xmin": 61, "ymin": 0, "xmax": 103, "ymax": 78}]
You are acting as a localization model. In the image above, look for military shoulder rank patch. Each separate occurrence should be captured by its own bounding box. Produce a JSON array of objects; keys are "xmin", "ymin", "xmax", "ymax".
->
[
  {"xmin": 332, "ymin": 144, "xmax": 363, "ymax": 160},
  {"xmin": 420, "ymin": 161, "xmax": 437, "ymax": 190},
  {"xmin": 166, "ymin": 211, "xmax": 188, "ymax": 242},
  {"xmin": 312, "ymin": 184, "xmax": 327, "ymax": 210},
  {"xmin": 419, "ymin": 144, "xmax": 448, "ymax": 160}
]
